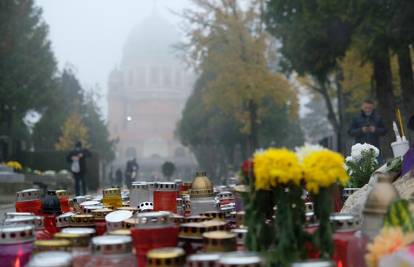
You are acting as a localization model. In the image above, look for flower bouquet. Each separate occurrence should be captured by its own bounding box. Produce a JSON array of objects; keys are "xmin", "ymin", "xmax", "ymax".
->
[
  {"xmin": 302, "ymin": 150, "xmax": 349, "ymax": 258},
  {"xmin": 345, "ymin": 143, "xmax": 380, "ymax": 188}
]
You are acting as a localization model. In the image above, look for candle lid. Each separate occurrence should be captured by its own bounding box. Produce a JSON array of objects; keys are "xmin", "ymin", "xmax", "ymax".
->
[
  {"xmin": 56, "ymin": 212, "xmax": 75, "ymax": 228},
  {"xmin": 103, "ymin": 187, "xmax": 121, "ymax": 196},
  {"xmin": 132, "ymin": 182, "xmax": 148, "ymax": 189},
  {"xmin": 54, "ymin": 232, "xmax": 91, "ymax": 247},
  {"xmin": 138, "ymin": 201, "xmax": 154, "ymax": 213},
  {"xmin": 91, "ymin": 208, "xmax": 113, "ymax": 220},
  {"xmin": 83, "ymin": 204, "xmax": 105, "ymax": 214},
  {"xmin": 155, "ymin": 182, "xmax": 178, "ymax": 192},
  {"xmin": 0, "ymin": 225, "xmax": 35, "ymax": 244},
  {"xmin": 4, "ymin": 215, "xmax": 44, "ymax": 230},
  {"xmin": 70, "ymin": 214, "xmax": 95, "ymax": 227},
  {"xmin": 134, "ymin": 211, "xmax": 172, "ymax": 228},
  {"xmin": 217, "ymin": 191, "xmax": 234, "ymax": 199},
  {"xmin": 61, "ymin": 227, "xmax": 96, "ymax": 237},
  {"xmin": 231, "ymin": 228, "xmax": 248, "ymax": 244},
  {"xmin": 27, "ymin": 251, "xmax": 72, "ymax": 267},
  {"xmin": 117, "ymin": 206, "xmax": 139, "ymax": 213},
  {"xmin": 147, "ymin": 247, "xmax": 185, "ymax": 267},
  {"xmin": 202, "ymin": 231, "xmax": 237, "ymax": 252},
  {"xmin": 305, "ymin": 202, "xmax": 314, "ymax": 213},
  {"xmin": 6, "ymin": 212, "xmax": 34, "ymax": 218},
  {"xmin": 55, "ymin": 190, "xmax": 69, "ymax": 198},
  {"xmin": 291, "ymin": 260, "xmax": 335, "ymax": 267},
  {"xmin": 179, "ymin": 220, "xmax": 227, "ymax": 240},
  {"xmin": 16, "ymin": 188, "xmax": 41, "ymax": 202},
  {"xmin": 80, "ymin": 200, "xmax": 100, "ymax": 207},
  {"xmin": 330, "ymin": 213, "xmax": 360, "ymax": 232},
  {"xmin": 218, "ymin": 252, "xmax": 263, "ymax": 267},
  {"xmin": 187, "ymin": 253, "xmax": 222, "ymax": 265},
  {"xmin": 34, "ymin": 239, "xmax": 71, "ymax": 252},
  {"xmin": 201, "ymin": 211, "xmax": 226, "ymax": 220},
  {"xmin": 108, "ymin": 229, "xmax": 131, "ymax": 236},
  {"xmin": 182, "ymin": 215, "xmax": 209, "ymax": 223},
  {"xmin": 105, "ymin": 210, "xmax": 133, "ymax": 223},
  {"xmin": 92, "ymin": 235, "xmax": 132, "ymax": 255}
]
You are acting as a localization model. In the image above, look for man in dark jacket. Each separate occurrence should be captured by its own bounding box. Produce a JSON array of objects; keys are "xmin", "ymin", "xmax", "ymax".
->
[
  {"xmin": 67, "ymin": 141, "xmax": 92, "ymax": 196},
  {"xmin": 348, "ymin": 99, "xmax": 387, "ymax": 148}
]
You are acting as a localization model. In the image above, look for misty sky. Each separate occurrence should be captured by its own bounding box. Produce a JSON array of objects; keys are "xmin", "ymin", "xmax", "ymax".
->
[{"xmin": 35, "ymin": 0, "xmax": 191, "ymax": 114}]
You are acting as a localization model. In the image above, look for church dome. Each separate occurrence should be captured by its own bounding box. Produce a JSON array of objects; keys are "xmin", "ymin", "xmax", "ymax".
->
[{"xmin": 121, "ymin": 12, "xmax": 180, "ymax": 68}]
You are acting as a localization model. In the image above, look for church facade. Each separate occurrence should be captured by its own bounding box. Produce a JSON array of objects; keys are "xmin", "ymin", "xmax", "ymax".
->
[{"xmin": 107, "ymin": 12, "xmax": 196, "ymax": 178}]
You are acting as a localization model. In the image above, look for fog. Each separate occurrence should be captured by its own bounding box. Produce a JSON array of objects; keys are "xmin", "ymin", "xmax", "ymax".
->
[{"xmin": 35, "ymin": 0, "xmax": 192, "ymax": 114}]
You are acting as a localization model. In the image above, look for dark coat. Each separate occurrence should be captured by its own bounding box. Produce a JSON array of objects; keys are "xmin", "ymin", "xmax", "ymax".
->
[
  {"xmin": 66, "ymin": 148, "xmax": 92, "ymax": 174},
  {"xmin": 348, "ymin": 110, "xmax": 387, "ymax": 147}
]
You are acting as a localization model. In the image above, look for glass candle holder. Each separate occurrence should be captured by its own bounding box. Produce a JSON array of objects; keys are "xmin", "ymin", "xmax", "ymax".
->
[
  {"xmin": 102, "ymin": 188, "xmax": 122, "ymax": 208},
  {"xmin": 0, "ymin": 225, "xmax": 35, "ymax": 267}
]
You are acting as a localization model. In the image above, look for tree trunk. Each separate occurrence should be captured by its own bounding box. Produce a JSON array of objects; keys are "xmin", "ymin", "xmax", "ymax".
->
[
  {"xmin": 247, "ymin": 100, "xmax": 258, "ymax": 156},
  {"xmin": 318, "ymin": 80, "xmax": 340, "ymax": 151},
  {"xmin": 397, "ymin": 45, "xmax": 414, "ymax": 132},
  {"xmin": 373, "ymin": 49, "xmax": 396, "ymax": 159},
  {"xmin": 335, "ymin": 68, "xmax": 346, "ymax": 154}
]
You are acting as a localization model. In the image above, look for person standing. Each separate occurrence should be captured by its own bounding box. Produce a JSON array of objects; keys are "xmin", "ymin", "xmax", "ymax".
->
[
  {"xmin": 67, "ymin": 141, "xmax": 91, "ymax": 196},
  {"xmin": 125, "ymin": 158, "xmax": 139, "ymax": 189},
  {"xmin": 348, "ymin": 99, "xmax": 387, "ymax": 148},
  {"xmin": 115, "ymin": 168, "xmax": 123, "ymax": 188}
]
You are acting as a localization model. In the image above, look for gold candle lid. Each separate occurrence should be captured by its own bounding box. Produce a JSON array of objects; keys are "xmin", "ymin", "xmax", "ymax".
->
[
  {"xmin": 147, "ymin": 247, "xmax": 185, "ymax": 267},
  {"xmin": 92, "ymin": 208, "xmax": 113, "ymax": 220},
  {"xmin": 103, "ymin": 188, "xmax": 121, "ymax": 196},
  {"xmin": 202, "ymin": 231, "xmax": 237, "ymax": 252},
  {"xmin": 179, "ymin": 220, "xmax": 227, "ymax": 240},
  {"xmin": 34, "ymin": 239, "xmax": 71, "ymax": 253},
  {"xmin": 54, "ymin": 232, "xmax": 91, "ymax": 247},
  {"xmin": 201, "ymin": 211, "xmax": 226, "ymax": 221},
  {"xmin": 70, "ymin": 214, "xmax": 95, "ymax": 227},
  {"xmin": 182, "ymin": 215, "xmax": 209, "ymax": 223},
  {"xmin": 55, "ymin": 190, "xmax": 69, "ymax": 198}
]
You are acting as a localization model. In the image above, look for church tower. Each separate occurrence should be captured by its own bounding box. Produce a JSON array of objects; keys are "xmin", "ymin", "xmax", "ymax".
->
[{"xmin": 107, "ymin": 11, "xmax": 196, "ymax": 178}]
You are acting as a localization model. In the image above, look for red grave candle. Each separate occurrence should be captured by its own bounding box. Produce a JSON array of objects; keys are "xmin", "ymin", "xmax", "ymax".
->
[
  {"xmin": 15, "ymin": 189, "xmax": 42, "ymax": 215},
  {"xmin": 153, "ymin": 182, "xmax": 178, "ymax": 213},
  {"xmin": 130, "ymin": 211, "xmax": 179, "ymax": 267}
]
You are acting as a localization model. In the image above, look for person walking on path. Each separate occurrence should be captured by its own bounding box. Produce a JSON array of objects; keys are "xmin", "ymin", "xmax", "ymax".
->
[
  {"xmin": 125, "ymin": 158, "xmax": 139, "ymax": 189},
  {"xmin": 67, "ymin": 141, "xmax": 91, "ymax": 196},
  {"xmin": 348, "ymin": 99, "xmax": 387, "ymax": 148}
]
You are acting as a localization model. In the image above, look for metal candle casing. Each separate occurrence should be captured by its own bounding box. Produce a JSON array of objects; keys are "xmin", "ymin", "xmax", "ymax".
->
[
  {"xmin": 130, "ymin": 211, "xmax": 179, "ymax": 267},
  {"xmin": 291, "ymin": 260, "xmax": 335, "ymax": 267},
  {"xmin": 202, "ymin": 231, "xmax": 237, "ymax": 253},
  {"xmin": 147, "ymin": 247, "xmax": 185, "ymax": 267},
  {"xmin": 154, "ymin": 182, "xmax": 179, "ymax": 213},
  {"xmin": 102, "ymin": 188, "xmax": 122, "ymax": 208},
  {"xmin": 231, "ymin": 228, "xmax": 248, "ymax": 251},
  {"xmin": 130, "ymin": 182, "xmax": 150, "ymax": 208},
  {"xmin": 59, "ymin": 227, "xmax": 95, "ymax": 267},
  {"xmin": 190, "ymin": 172, "xmax": 218, "ymax": 215},
  {"xmin": 15, "ymin": 188, "xmax": 42, "ymax": 215},
  {"xmin": 0, "ymin": 225, "xmax": 35, "ymax": 267},
  {"xmin": 138, "ymin": 201, "xmax": 154, "ymax": 213},
  {"xmin": 70, "ymin": 214, "xmax": 95, "ymax": 228}
]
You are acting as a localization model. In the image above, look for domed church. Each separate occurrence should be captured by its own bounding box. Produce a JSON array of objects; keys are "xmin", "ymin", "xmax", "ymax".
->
[{"xmin": 107, "ymin": 11, "xmax": 196, "ymax": 178}]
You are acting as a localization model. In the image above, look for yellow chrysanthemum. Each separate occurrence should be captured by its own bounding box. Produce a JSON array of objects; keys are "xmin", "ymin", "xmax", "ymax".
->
[
  {"xmin": 302, "ymin": 150, "xmax": 348, "ymax": 193},
  {"xmin": 6, "ymin": 161, "xmax": 22, "ymax": 171},
  {"xmin": 253, "ymin": 148, "xmax": 303, "ymax": 190}
]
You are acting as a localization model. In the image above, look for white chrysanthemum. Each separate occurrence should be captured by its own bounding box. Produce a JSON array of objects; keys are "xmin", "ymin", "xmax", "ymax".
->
[
  {"xmin": 295, "ymin": 143, "xmax": 326, "ymax": 162},
  {"xmin": 350, "ymin": 143, "xmax": 380, "ymax": 161}
]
